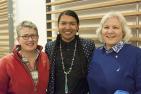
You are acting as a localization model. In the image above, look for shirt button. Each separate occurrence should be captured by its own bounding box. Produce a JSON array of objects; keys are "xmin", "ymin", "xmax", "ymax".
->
[{"xmin": 115, "ymin": 55, "xmax": 118, "ymax": 58}]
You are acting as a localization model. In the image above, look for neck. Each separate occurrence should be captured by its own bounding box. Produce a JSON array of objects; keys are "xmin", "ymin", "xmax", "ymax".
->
[
  {"xmin": 20, "ymin": 50, "xmax": 37, "ymax": 59},
  {"xmin": 61, "ymin": 36, "xmax": 75, "ymax": 43},
  {"xmin": 105, "ymin": 44, "xmax": 114, "ymax": 50}
]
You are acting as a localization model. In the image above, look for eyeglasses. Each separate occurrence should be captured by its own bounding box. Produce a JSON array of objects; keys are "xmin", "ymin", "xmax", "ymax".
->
[{"xmin": 19, "ymin": 34, "xmax": 38, "ymax": 40}]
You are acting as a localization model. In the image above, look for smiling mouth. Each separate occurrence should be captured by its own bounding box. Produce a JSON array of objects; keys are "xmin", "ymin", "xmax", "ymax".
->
[
  {"xmin": 26, "ymin": 43, "xmax": 35, "ymax": 46},
  {"xmin": 64, "ymin": 31, "xmax": 72, "ymax": 34},
  {"xmin": 106, "ymin": 35, "xmax": 115, "ymax": 38}
]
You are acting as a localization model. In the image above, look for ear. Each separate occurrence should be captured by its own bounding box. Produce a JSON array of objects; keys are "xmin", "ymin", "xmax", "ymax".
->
[
  {"xmin": 77, "ymin": 24, "xmax": 79, "ymax": 31},
  {"xmin": 16, "ymin": 37, "xmax": 20, "ymax": 43},
  {"xmin": 122, "ymin": 31, "xmax": 125, "ymax": 38}
]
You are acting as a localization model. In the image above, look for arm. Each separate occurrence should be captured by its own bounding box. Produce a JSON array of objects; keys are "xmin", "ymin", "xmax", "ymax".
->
[
  {"xmin": 134, "ymin": 50, "xmax": 141, "ymax": 94},
  {"xmin": 81, "ymin": 38, "xmax": 95, "ymax": 63},
  {"xmin": 45, "ymin": 41, "xmax": 55, "ymax": 62},
  {"xmin": 45, "ymin": 41, "xmax": 56, "ymax": 94},
  {"xmin": 0, "ymin": 58, "xmax": 10, "ymax": 94}
]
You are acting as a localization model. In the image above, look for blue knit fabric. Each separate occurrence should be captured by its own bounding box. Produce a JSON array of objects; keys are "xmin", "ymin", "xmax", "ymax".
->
[{"xmin": 87, "ymin": 44, "xmax": 141, "ymax": 94}]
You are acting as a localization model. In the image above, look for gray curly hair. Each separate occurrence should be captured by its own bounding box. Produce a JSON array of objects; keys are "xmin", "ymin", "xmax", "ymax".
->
[{"xmin": 16, "ymin": 20, "xmax": 38, "ymax": 36}]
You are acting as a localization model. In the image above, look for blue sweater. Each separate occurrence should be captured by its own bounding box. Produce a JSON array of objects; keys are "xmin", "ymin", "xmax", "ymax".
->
[{"xmin": 87, "ymin": 44, "xmax": 141, "ymax": 94}]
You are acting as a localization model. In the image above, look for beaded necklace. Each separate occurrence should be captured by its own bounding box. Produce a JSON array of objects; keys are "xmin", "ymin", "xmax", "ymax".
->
[{"xmin": 60, "ymin": 40, "xmax": 77, "ymax": 94}]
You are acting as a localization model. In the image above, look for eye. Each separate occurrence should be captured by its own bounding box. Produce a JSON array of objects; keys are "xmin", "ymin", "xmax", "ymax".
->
[
  {"xmin": 31, "ymin": 35, "xmax": 38, "ymax": 39},
  {"xmin": 113, "ymin": 26, "xmax": 119, "ymax": 29},
  {"xmin": 103, "ymin": 26, "xmax": 109, "ymax": 29},
  {"xmin": 60, "ymin": 22, "xmax": 66, "ymax": 25},
  {"xmin": 70, "ymin": 22, "xmax": 77, "ymax": 25},
  {"xmin": 20, "ymin": 35, "xmax": 29, "ymax": 40},
  {"xmin": 22, "ymin": 36, "xmax": 28, "ymax": 39}
]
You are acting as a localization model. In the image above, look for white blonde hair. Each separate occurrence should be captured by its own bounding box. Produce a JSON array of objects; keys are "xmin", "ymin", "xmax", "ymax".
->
[{"xmin": 96, "ymin": 12, "xmax": 133, "ymax": 43}]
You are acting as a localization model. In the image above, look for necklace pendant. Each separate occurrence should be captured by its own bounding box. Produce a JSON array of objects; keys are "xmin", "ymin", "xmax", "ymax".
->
[
  {"xmin": 65, "ymin": 73, "xmax": 68, "ymax": 94},
  {"xmin": 60, "ymin": 41, "xmax": 77, "ymax": 94}
]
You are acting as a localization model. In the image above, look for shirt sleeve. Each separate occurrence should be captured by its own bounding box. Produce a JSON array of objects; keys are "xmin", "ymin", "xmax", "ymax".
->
[{"xmin": 135, "ymin": 50, "xmax": 141, "ymax": 94}]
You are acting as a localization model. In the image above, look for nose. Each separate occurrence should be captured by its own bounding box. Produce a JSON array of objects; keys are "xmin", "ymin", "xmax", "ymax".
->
[
  {"xmin": 107, "ymin": 28, "xmax": 113, "ymax": 33},
  {"xmin": 28, "ymin": 36, "xmax": 34, "ymax": 41},
  {"xmin": 65, "ymin": 23, "xmax": 71, "ymax": 29}
]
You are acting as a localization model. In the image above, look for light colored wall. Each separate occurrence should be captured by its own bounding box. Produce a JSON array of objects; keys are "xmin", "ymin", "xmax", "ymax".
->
[{"xmin": 14, "ymin": 0, "xmax": 47, "ymax": 50}]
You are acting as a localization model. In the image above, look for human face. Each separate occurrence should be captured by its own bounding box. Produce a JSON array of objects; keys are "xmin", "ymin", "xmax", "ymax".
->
[
  {"xmin": 102, "ymin": 17, "xmax": 124, "ymax": 49},
  {"xmin": 58, "ymin": 15, "xmax": 79, "ymax": 42},
  {"xmin": 17, "ymin": 27, "xmax": 39, "ymax": 52}
]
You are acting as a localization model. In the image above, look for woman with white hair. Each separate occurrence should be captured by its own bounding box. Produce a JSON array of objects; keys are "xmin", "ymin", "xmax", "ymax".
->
[{"xmin": 87, "ymin": 12, "xmax": 141, "ymax": 94}]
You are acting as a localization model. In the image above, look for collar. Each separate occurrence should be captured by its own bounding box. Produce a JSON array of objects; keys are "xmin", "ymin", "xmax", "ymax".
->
[
  {"xmin": 12, "ymin": 45, "xmax": 42, "ymax": 60},
  {"xmin": 103, "ymin": 41, "xmax": 124, "ymax": 53},
  {"xmin": 60, "ymin": 38, "xmax": 76, "ymax": 49}
]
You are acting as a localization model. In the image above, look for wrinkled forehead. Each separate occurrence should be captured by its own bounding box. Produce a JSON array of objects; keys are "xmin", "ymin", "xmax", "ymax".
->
[
  {"xmin": 105, "ymin": 16, "xmax": 120, "ymax": 23},
  {"xmin": 19, "ymin": 27, "xmax": 38, "ymax": 35},
  {"xmin": 103, "ymin": 16, "xmax": 121, "ymax": 26}
]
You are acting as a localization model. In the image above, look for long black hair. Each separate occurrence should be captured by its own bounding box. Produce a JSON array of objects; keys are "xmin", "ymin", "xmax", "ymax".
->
[{"xmin": 58, "ymin": 10, "xmax": 79, "ymax": 25}]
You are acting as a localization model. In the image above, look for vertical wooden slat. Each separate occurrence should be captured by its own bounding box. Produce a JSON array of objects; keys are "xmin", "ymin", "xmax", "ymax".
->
[{"xmin": 0, "ymin": 0, "xmax": 9, "ymax": 57}]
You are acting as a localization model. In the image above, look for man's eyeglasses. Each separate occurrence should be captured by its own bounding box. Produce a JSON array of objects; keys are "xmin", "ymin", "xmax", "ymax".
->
[{"xmin": 19, "ymin": 34, "xmax": 38, "ymax": 40}]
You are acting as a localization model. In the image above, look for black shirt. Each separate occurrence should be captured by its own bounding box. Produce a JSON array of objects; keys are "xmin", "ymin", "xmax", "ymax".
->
[{"xmin": 55, "ymin": 39, "xmax": 88, "ymax": 94}]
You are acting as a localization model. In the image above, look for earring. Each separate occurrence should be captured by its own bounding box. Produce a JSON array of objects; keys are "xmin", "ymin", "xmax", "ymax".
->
[{"xmin": 76, "ymin": 32, "xmax": 79, "ymax": 35}]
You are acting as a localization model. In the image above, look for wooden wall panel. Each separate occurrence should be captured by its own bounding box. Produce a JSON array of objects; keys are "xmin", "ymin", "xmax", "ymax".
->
[
  {"xmin": 47, "ymin": 0, "xmax": 141, "ymax": 47},
  {"xmin": 0, "ymin": 0, "xmax": 9, "ymax": 57}
]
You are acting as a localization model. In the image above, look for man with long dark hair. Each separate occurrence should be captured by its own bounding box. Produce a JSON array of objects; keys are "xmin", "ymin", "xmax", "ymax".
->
[{"xmin": 45, "ymin": 10, "xmax": 95, "ymax": 94}]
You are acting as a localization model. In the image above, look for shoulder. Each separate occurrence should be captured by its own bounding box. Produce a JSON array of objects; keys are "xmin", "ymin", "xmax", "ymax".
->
[
  {"xmin": 40, "ymin": 51, "xmax": 48, "ymax": 58},
  {"xmin": 80, "ymin": 38, "xmax": 95, "ymax": 45},
  {"xmin": 92, "ymin": 47, "xmax": 103, "ymax": 56},
  {"xmin": 0, "ymin": 54, "xmax": 13, "ymax": 62},
  {"xmin": 80, "ymin": 38, "xmax": 95, "ymax": 49},
  {"xmin": 0, "ymin": 54, "xmax": 14, "ymax": 68},
  {"xmin": 45, "ymin": 40, "xmax": 56, "ymax": 54},
  {"xmin": 39, "ymin": 52, "xmax": 50, "ymax": 67},
  {"xmin": 124, "ymin": 44, "xmax": 141, "ymax": 53},
  {"xmin": 121, "ymin": 44, "xmax": 141, "ymax": 63},
  {"xmin": 79, "ymin": 38, "xmax": 95, "ymax": 61},
  {"xmin": 96, "ymin": 46, "xmax": 104, "ymax": 51},
  {"xmin": 45, "ymin": 40, "xmax": 56, "ymax": 48}
]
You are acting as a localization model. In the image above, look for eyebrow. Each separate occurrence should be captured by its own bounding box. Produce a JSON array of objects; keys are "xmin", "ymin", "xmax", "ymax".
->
[
  {"xmin": 20, "ymin": 33, "xmax": 38, "ymax": 36},
  {"xmin": 59, "ymin": 21, "xmax": 77, "ymax": 23}
]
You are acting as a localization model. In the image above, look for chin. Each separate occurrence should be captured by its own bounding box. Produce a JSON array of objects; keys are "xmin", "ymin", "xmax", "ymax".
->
[{"xmin": 26, "ymin": 48, "xmax": 36, "ymax": 51}]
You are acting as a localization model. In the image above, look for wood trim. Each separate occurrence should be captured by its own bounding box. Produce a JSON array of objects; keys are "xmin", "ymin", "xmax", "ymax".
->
[
  {"xmin": 131, "ymin": 37, "xmax": 141, "ymax": 42},
  {"xmin": 0, "ymin": 18, "xmax": 8, "ymax": 21},
  {"xmin": 46, "ymin": 0, "xmax": 77, "ymax": 6},
  {"xmin": 0, "ymin": 31, "xmax": 9, "ymax": 35},
  {"xmin": 47, "ymin": 11, "xmax": 141, "ymax": 23},
  {"xmin": 0, "ymin": 42, "xmax": 9, "ymax": 45},
  {"xmin": 0, "ymin": 20, "xmax": 8, "ymax": 24},
  {"xmin": 80, "ymin": 11, "xmax": 141, "ymax": 20},
  {"xmin": 0, "ymin": 0, "xmax": 9, "ymax": 57},
  {"xmin": 0, "ymin": 7, "xmax": 7, "ymax": 10},
  {"xmin": 46, "ymin": 36, "xmax": 141, "ymax": 42},
  {"xmin": 0, "ymin": 18, "xmax": 8, "ymax": 25},
  {"xmin": 0, "ymin": 23, "xmax": 8, "ymax": 27},
  {"xmin": 0, "ymin": 48, "xmax": 7, "ymax": 52},
  {"xmin": 0, "ymin": 3, "xmax": 8, "ymax": 9},
  {"xmin": 47, "ymin": 0, "xmax": 141, "ymax": 14},
  {"xmin": 47, "ymin": 25, "xmax": 141, "ymax": 32},
  {"xmin": 0, "ymin": 39, "xmax": 9, "ymax": 41},
  {"xmin": 0, "ymin": 36, "xmax": 9, "ymax": 40},
  {"xmin": 0, "ymin": 11, "xmax": 8, "ymax": 17},
  {"xmin": 0, "ymin": 0, "xmax": 7, "ymax": 4},
  {"xmin": 47, "ymin": 20, "xmax": 56, "ymax": 23}
]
